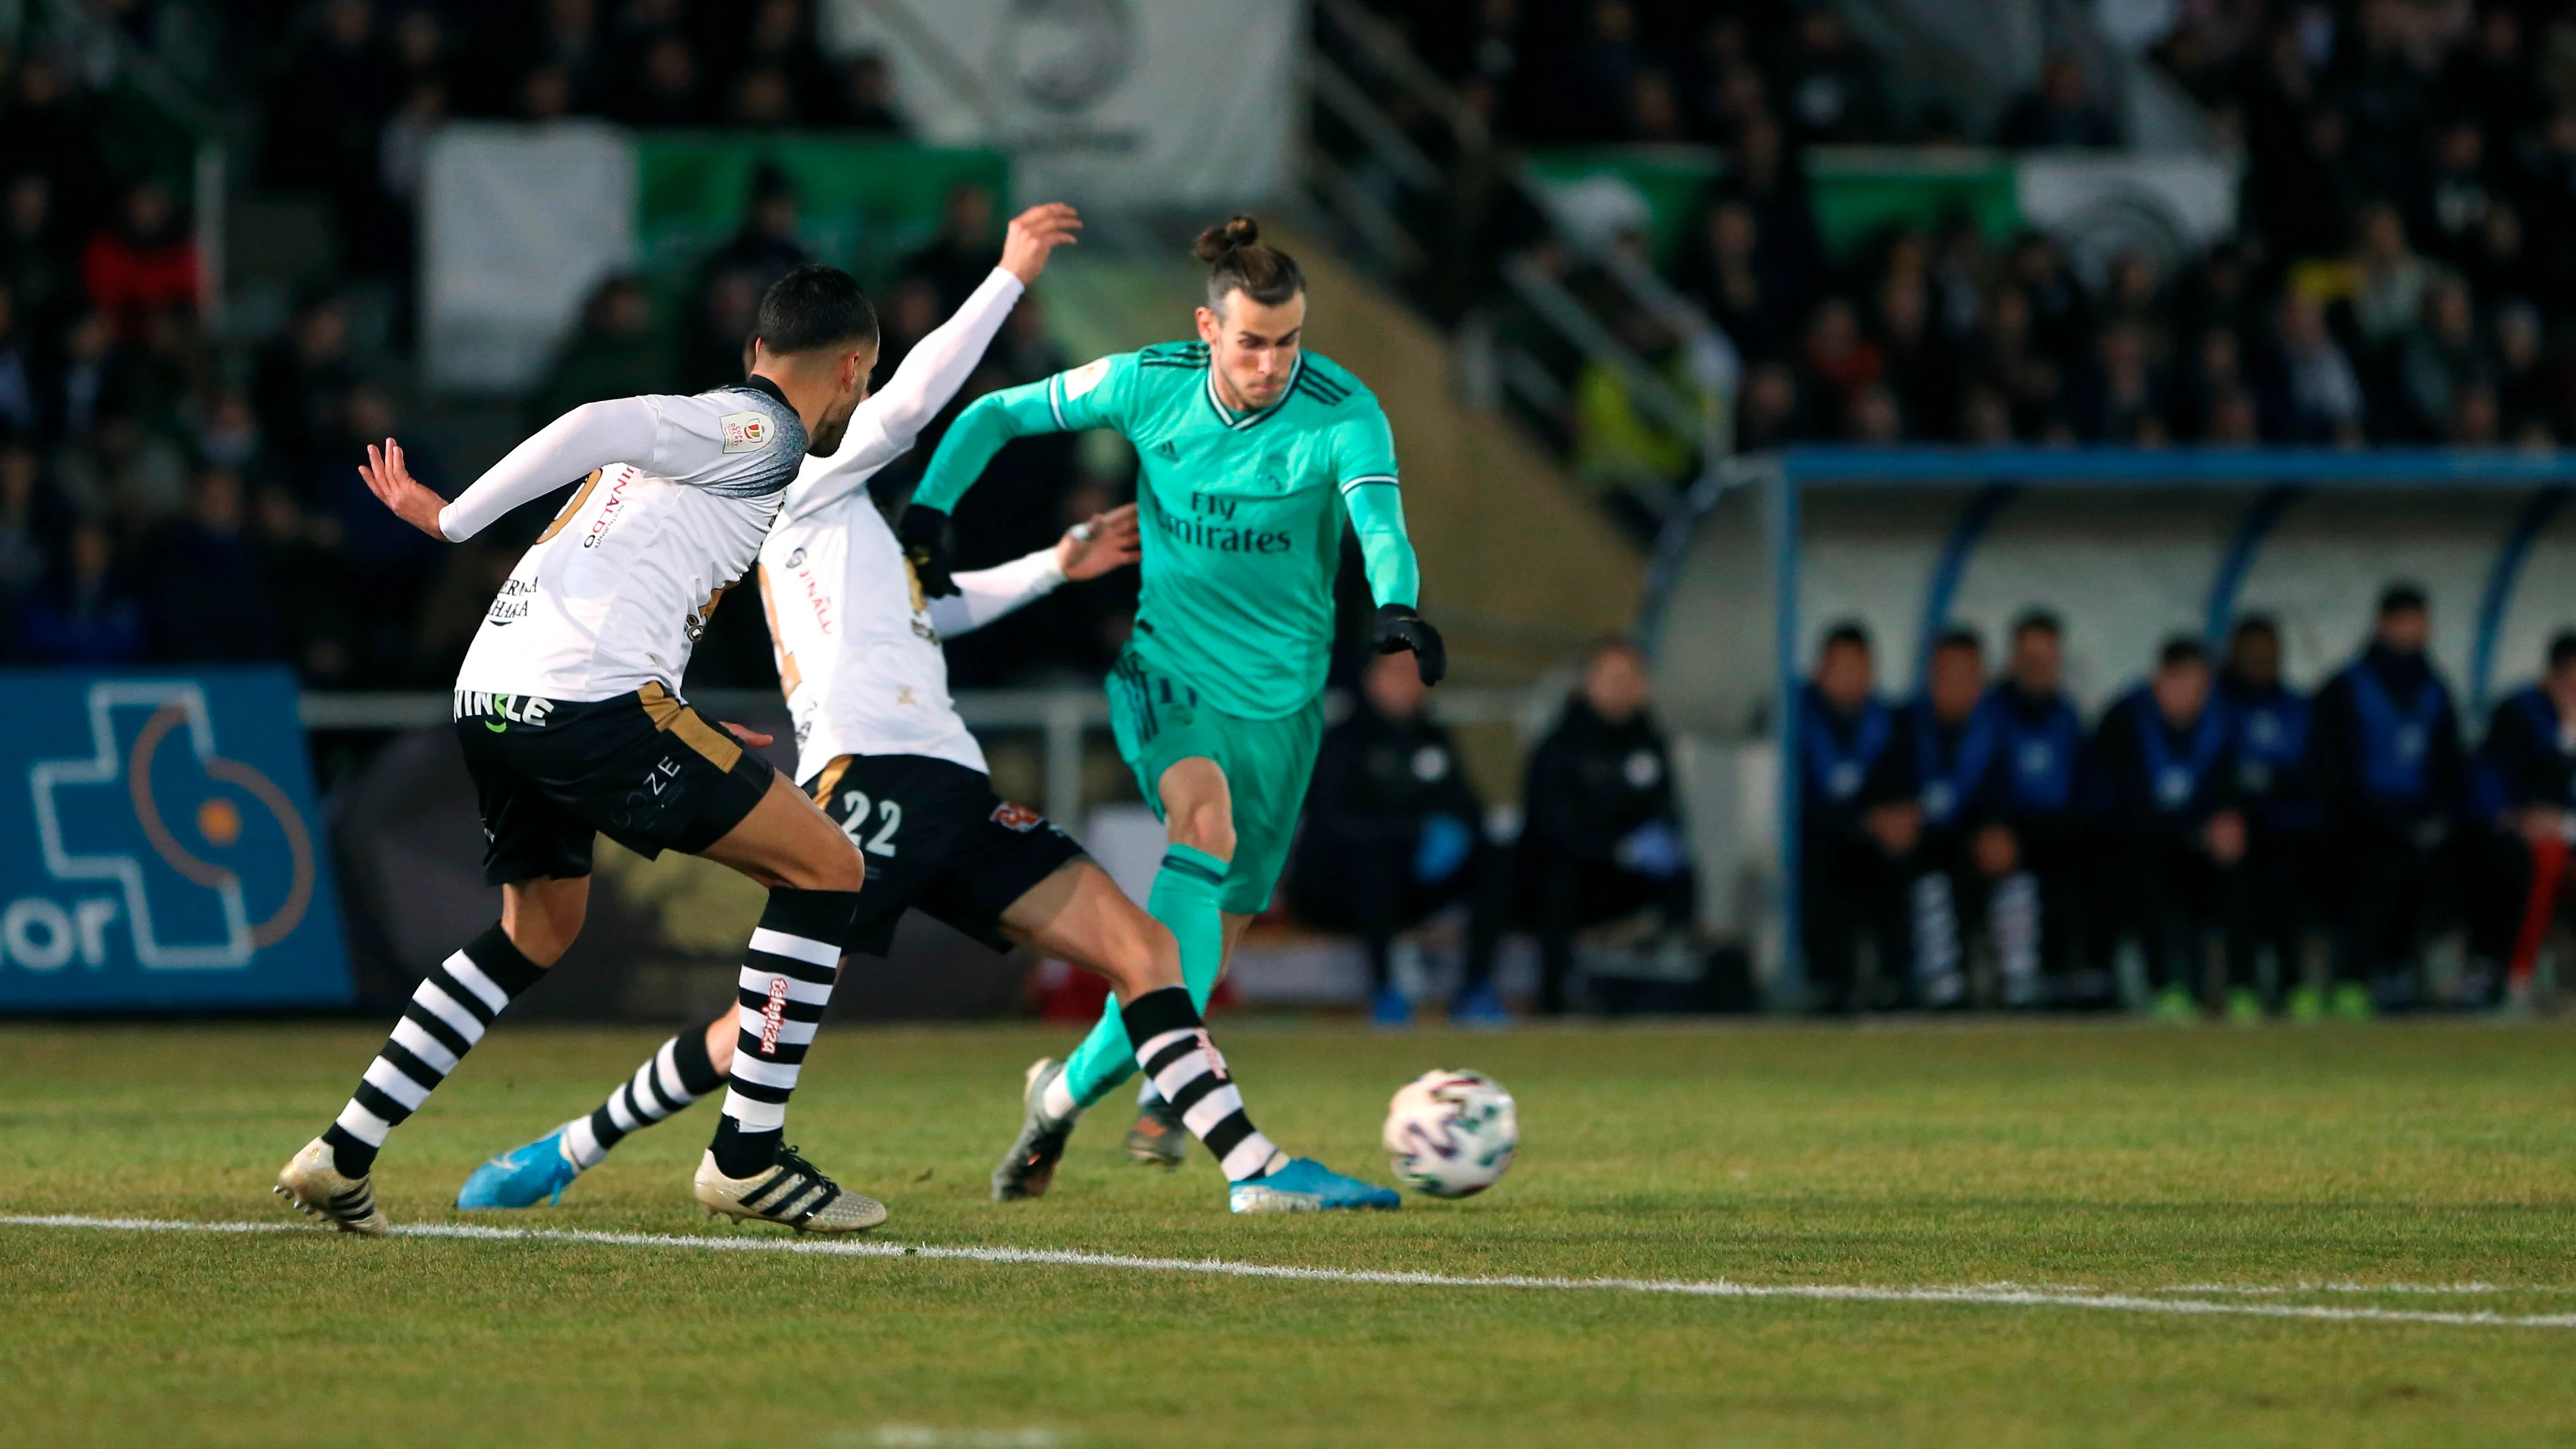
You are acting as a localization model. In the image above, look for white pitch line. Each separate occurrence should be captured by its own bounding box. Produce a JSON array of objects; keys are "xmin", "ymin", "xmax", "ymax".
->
[{"xmin": 6, "ymin": 1214, "xmax": 2575, "ymax": 1329}]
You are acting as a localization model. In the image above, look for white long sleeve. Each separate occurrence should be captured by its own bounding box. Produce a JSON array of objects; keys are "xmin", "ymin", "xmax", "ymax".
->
[
  {"xmin": 926, "ymin": 546, "xmax": 1066, "ymax": 638},
  {"xmin": 436, "ymin": 396, "xmax": 662, "ymax": 541},
  {"xmin": 779, "ymin": 267, "xmax": 1026, "ymax": 525}
]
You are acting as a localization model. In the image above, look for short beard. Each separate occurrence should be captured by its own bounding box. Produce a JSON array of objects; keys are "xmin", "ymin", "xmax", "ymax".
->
[{"xmin": 805, "ymin": 410, "xmax": 853, "ymax": 457}]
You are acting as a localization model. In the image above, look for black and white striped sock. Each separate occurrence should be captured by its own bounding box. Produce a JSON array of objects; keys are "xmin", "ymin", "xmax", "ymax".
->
[
  {"xmin": 1123, "ymin": 986, "xmax": 1285, "ymax": 1183},
  {"xmin": 322, "ymin": 924, "xmax": 546, "ymax": 1178},
  {"xmin": 562, "ymin": 1028, "xmax": 724, "ymax": 1169},
  {"xmin": 708, "ymin": 888, "xmax": 860, "ymax": 1178}
]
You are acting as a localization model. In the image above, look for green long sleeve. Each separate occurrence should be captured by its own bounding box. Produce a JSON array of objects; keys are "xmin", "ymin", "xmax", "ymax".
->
[
  {"xmin": 1344, "ymin": 481, "xmax": 1420, "ymax": 609},
  {"xmin": 912, "ymin": 377, "xmax": 1066, "ymax": 512}
]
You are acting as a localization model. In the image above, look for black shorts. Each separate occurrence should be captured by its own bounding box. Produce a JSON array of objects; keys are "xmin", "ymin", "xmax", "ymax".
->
[
  {"xmin": 805, "ymin": 753, "xmax": 1086, "ymax": 956},
  {"xmin": 455, "ymin": 683, "xmax": 778, "ymax": 886}
]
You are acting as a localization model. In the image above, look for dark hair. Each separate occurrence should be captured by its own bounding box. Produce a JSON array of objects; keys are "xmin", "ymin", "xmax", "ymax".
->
[
  {"xmin": 2011, "ymin": 608, "xmax": 2062, "ymax": 640},
  {"xmin": 1821, "ymin": 620, "xmax": 1872, "ymax": 654},
  {"xmin": 1195, "ymin": 216, "xmax": 1305, "ymax": 313},
  {"xmin": 2158, "ymin": 636, "xmax": 2209, "ymax": 670},
  {"xmin": 2230, "ymin": 612, "xmax": 2280, "ymax": 644},
  {"xmin": 1933, "ymin": 626, "xmax": 1983, "ymax": 657},
  {"xmin": 2549, "ymin": 631, "xmax": 2576, "ymax": 672},
  {"xmin": 753, "ymin": 263, "xmax": 876, "ymax": 355},
  {"xmin": 2379, "ymin": 581, "xmax": 2430, "ymax": 616}
]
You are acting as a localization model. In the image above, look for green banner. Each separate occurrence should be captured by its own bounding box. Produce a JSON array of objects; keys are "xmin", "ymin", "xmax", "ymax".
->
[
  {"xmin": 1524, "ymin": 146, "xmax": 2022, "ymax": 268},
  {"xmin": 633, "ymin": 134, "xmax": 1010, "ymax": 286}
]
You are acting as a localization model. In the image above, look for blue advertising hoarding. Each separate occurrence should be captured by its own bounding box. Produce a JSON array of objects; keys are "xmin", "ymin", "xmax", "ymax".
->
[{"xmin": 0, "ymin": 668, "xmax": 352, "ymax": 1010}]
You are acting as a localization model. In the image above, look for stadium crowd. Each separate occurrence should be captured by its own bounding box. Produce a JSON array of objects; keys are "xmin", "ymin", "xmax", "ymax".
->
[
  {"xmin": 1362, "ymin": 0, "xmax": 2576, "ymax": 463},
  {"xmin": 1793, "ymin": 588, "xmax": 2576, "ymax": 1018},
  {"xmin": 0, "ymin": 1, "xmax": 1121, "ymax": 690}
]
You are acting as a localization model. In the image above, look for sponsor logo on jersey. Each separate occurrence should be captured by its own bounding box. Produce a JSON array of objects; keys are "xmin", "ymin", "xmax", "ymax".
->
[
  {"xmin": 1063, "ymin": 356, "xmax": 1113, "ymax": 401},
  {"xmin": 719, "ymin": 410, "xmax": 774, "ymax": 453},
  {"xmin": 581, "ymin": 470, "xmax": 638, "ymax": 549},
  {"xmin": 990, "ymin": 802, "xmax": 1045, "ymax": 832},
  {"xmin": 484, "ymin": 574, "xmax": 540, "ymax": 625}
]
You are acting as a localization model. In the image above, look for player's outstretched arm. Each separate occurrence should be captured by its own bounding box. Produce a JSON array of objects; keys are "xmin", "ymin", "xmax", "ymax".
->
[
  {"xmin": 780, "ymin": 204, "xmax": 1081, "ymax": 526},
  {"xmin": 1339, "ymin": 417, "xmax": 1442, "ymax": 680},
  {"xmin": 372, "ymin": 397, "xmax": 662, "ymax": 542},
  {"xmin": 904, "ymin": 351, "xmax": 1132, "ymax": 596},
  {"xmin": 926, "ymin": 504, "xmax": 1139, "ymax": 639}
]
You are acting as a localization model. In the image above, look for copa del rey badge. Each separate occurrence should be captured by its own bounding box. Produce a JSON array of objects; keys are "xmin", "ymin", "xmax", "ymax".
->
[{"xmin": 719, "ymin": 410, "xmax": 772, "ymax": 453}]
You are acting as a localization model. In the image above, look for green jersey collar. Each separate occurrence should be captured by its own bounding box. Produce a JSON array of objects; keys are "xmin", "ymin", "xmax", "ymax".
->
[{"xmin": 1202, "ymin": 354, "xmax": 1303, "ymax": 431}]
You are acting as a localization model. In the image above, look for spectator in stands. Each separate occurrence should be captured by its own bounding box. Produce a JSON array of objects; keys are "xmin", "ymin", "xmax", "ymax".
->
[
  {"xmin": 1987, "ymin": 610, "xmax": 2092, "ymax": 1006},
  {"xmin": 1290, "ymin": 650, "xmax": 1509, "ymax": 1027},
  {"xmin": 82, "ymin": 182, "xmax": 200, "ymax": 340},
  {"xmin": 252, "ymin": 292, "xmax": 355, "ymax": 490},
  {"xmin": 618, "ymin": 33, "xmax": 706, "ymax": 126},
  {"xmin": 0, "ymin": 285, "xmax": 36, "ymax": 441},
  {"xmin": 1, "ymin": 53, "xmax": 106, "ymax": 240},
  {"xmin": 0, "ymin": 443, "xmax": 55, "ymax": 608},
  {"xmin": 17, "ymin": 519, "xmax": 140, "ymax": 664},
  {"xmin": 1772, "ymin": 6, "xmax": 1887, "ymax": 146},
  {"xmin": 1560, "ymin": 0, "xmax": 1649, "ymax": 144},
  {"xmin": 533, "ymin": 277, "xmax": 672, "ymax": 422},
  {"xmin": 833, "ymin": 54, "xmax": 906, "ymax": 134},
  {"xmin": 2219, "ymin": 614, "xmax": 2323, "ymax": 1015},
  {"xmin": 1795, "ymin": 622, "xmax": 1915, "ymax": 1012},
  {"xmin": 1519, "ymin": 638, "xmax": 1694, "ymax": 1016},
  {"xmin": 2308, "ymin": 584, "xmax": 2465, "ymax": 1017},
  {"xmin": 139, "ymin": 467, "xmax": 280, "ymax": 663},
  {"xmin": 2469, "ymin": 632, "xmax": 2576, "ymax": 1006},
  {"xmin": 2398, "ymin": 275, "xmax": 2484, "ymax": 439},
  {"xmin": 1, "ymin": 174, "xmax": 75, "ymax": 334},
  {"xmin": 1898, "ymin": 628, "xmax": 2011, "ymax": 1010},
  {"xmin": 2090, "ymin": 637, "xmax": 2247, "ymax": 1021},
  {"xmin": 1997, "ymin": 55, "xmax": 2119, "ymax": 150},
  {"xmin": 901, "ymin": 183, "xmax": 1003, "ymax": 315},
  {"xmin": 2263, "ymin": 295, "xmax": 2365, "ymax": 443}
]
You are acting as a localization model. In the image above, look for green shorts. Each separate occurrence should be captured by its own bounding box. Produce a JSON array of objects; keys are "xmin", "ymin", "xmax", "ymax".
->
[{"xmin": 1106, "ymin": 651, "xmax": 1323, "ymax": 916}]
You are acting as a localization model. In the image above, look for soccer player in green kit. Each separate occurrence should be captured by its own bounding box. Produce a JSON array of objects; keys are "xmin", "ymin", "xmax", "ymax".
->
[{"xmin": 903, "ymin": 217, "xmax": 1442, "ymax": 1211}]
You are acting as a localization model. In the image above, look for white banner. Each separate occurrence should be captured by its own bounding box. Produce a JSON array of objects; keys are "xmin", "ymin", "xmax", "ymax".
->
[
  {"xmin": 821, "ymin": 0, "xmax": 1298, "ymax": 209},
  {"xmin": 420, "ymin": 122, "xmax": 637, "ymax": 392},
  {"xmin": 2015, "ymin": 153, "xmax": 2240, "ymax": 290}
]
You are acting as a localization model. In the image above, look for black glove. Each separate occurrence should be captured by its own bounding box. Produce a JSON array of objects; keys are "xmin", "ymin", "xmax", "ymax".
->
[
  {"xmin": 896, "ymin": 504, "xmax": 959, "ymax": 599},
  {"xmin": 1372, "ymin": 603, "xmax": 1446, "ymax": 686}
]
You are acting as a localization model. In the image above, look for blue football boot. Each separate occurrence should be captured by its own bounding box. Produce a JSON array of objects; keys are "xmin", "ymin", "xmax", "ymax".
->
[
  {"xmin": 1228, "ymin": 1157, "xmax": 1401, "ymax": 1213},
  {"xmin": 456, "ymin": 1122, "xmax": 584, "ymax": 1209}
]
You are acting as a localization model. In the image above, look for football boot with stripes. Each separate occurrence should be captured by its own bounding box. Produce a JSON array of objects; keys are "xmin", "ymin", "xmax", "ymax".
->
[
  {"xmin": 1228, "ymin": 1157, "xmax": 1401, "ymax": 1214},
  {"xmin": 694, "ymin": 1146, "xmax": 887, "ymax": 1233},
  {"xmin": 991, "ymin": 1058, "xmax": 1075, "ymax": 1202},
  {"xmin": 455, "ymin": 1122, "xmax": 583, "ymax": 1209},
  {"xmin": 274, "ymin": 1137, "xmax": 390, "ymax": 1235},
  {"xmin": 1124, "ymin": 1090, "xmax": 1189, "ymax": 1168}
]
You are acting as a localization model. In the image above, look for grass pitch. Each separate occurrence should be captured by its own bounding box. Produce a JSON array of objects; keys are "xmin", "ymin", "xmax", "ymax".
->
[{"xmin": 5, "ymin": 1019, "xmax": 2575, "ymax": 1448}]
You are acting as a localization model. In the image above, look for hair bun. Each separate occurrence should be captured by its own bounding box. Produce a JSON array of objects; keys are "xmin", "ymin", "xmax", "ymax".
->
[{"xmin": 1193, "ymin": 215, "xmax": 1261, "ymax": 263}]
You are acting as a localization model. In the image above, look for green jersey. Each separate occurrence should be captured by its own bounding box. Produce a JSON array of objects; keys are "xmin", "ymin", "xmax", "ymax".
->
[{"xmin": 915, "ymin": 341, "xmax": 1420, "ymax": 718}]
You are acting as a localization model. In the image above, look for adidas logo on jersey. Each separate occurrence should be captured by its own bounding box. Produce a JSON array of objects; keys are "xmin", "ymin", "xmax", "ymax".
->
[{"xmin": 1152, "ymin": 440, "xmax": 1180, "ymax": 460}]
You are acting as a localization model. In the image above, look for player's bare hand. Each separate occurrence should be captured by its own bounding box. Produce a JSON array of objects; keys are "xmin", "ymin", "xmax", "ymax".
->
[
  {"xmin": 359, "ymin": 439, "xmax": 449, "ymax": 540},
  {"xmin": 1057, "ymin": 503, "xmax": 1140, "ymax": 581},
  {"xmin": 720, "ymin": 721, "xmax": 774, "ymax": 748},
  {"xmin": 999, "ymin": 203, "xmax": 1082, "ymax": 286}
]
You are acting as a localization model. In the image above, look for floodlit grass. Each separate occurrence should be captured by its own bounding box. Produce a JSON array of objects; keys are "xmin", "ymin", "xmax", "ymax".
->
[{"xmin": 4, "ymin": 1019, "xmax": 2575, "ymax": 1447}]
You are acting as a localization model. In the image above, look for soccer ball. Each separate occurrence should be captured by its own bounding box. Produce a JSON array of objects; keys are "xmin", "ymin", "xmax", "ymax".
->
[{"xmin": 1383, "ymin": 1069, "xmax": 1518, "ymax": 1198}]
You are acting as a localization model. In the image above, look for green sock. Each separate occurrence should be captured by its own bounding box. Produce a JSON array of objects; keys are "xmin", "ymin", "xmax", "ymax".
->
[{"xmin": 1059, "ymin": 843, "xmax": 1229, "ymax": 1110}]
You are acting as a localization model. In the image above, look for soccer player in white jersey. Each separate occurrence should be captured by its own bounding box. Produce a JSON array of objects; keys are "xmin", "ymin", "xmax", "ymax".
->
[
  {"xmin": 453, "ymin": 209, "xmax": 1397, "ymax": 1216},
  {"xmin": 273, "ymin": 262, "xmax": 915, "ymax": 1235}
]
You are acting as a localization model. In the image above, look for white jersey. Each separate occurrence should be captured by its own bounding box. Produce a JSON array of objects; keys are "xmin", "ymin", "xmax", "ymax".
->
[
  {"xmin": 747, "ymin": 266, "xmax": 1067, "ymax": 783},
  {"xmin": 764, "ymin": 496, "xmax": 1064, "ymax": 779},
  {"xmin": 449, "ymin": 381, "xmax": 807, "ymax": 701}
]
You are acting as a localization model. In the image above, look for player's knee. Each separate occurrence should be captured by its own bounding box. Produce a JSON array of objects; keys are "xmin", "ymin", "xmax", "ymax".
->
[{"xmin": 1168, "ymin": 801, "xmax": 1235, "ymax": 861}]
